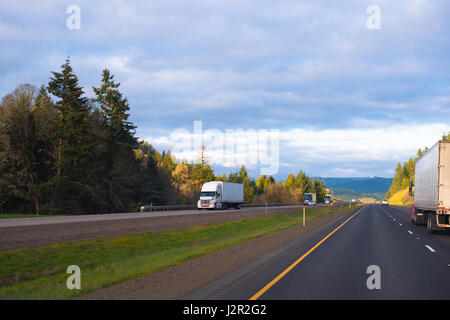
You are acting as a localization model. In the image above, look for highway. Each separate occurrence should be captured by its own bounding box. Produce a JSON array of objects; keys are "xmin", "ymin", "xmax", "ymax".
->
[
  {"xmin": 0, "ymin": 205, "xmax": 304, "ymax": 251},
  {"xmin": 185, "ymin": 204, "xmax": 450, "ymax": 300},
  {"xmin": 0, "ymin": 205, "xmax": 302, "ymax": 228}
]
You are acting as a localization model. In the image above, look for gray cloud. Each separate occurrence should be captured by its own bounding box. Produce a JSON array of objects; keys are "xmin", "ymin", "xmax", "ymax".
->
[{"xmin": 1, "ymin": 0, "xmax": 449, "ymax": 177}]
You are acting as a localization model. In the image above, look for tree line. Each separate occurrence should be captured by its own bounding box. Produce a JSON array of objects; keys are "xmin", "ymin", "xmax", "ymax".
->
[
  {"xmin": 0, "ymin": 59, "xmax": 327, "ymax": 215},
  {"xmin": 385, "ymin": 132, "xmax": 450, "ymax": 199}
]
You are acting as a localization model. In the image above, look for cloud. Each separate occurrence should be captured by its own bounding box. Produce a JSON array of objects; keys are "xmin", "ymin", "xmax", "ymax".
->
[
  {"xmin": 1, "ymin": 1, "xmax": 449, "ymax": 178},
  {"xmin": 144, "ymin": 122, "xmax": 449, "ymax": 178}
]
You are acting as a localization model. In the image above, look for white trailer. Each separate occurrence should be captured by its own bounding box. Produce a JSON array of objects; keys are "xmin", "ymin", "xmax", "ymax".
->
[
  {"xmin": 411, "ymin": 140, "xmax": 450, "ymax": 233},
  {"xmin": 197, "ymin": 181, "xmax": 244, "ymax": 210}
]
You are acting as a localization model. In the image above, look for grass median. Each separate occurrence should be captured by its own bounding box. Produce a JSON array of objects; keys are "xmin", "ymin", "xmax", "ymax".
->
[{"xmin": 0, "ymin": 204, "xmax": 359, "ymax": 299}]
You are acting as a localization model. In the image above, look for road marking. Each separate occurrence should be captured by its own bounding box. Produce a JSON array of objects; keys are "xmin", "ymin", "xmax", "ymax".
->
[
  {"xmin": 408, "ymin": 230, "xmax": 413, "ymax": 235},
  {"xmin": 249, "ymin": 206, "xmax": 366, "ymax": 300},
  {"xmin": 425, "ymin": 245, "xmax": 436, "ymax": 253}
]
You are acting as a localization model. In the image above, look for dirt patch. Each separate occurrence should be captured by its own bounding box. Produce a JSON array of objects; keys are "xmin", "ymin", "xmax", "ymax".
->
[{"xmin": 79, "ymin": 208, "xmax": 352, "ymax": 300}]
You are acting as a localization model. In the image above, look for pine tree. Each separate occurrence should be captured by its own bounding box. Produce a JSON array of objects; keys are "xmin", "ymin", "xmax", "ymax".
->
[
  {"xmin": 237, "ymin": 165, "xmax": 256, "ymax": 203},
  {"xmin": 92, "ymin": 69, "xmax": 136, "ymax": 149},
  {"xmin": 47, "ymin": 58, "xmax": 101, "ymax": 213},
  {"xmin": 92, "ymin": 69, "xmax": 139, "ymax": 212}
]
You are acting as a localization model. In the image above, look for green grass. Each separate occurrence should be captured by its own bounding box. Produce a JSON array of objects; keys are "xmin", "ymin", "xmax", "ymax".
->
[{"xmin": 0, "ymin": 205, "xmax": 359, "ymax": 299}]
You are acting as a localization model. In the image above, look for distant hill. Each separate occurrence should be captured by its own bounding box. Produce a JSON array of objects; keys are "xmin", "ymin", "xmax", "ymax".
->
[
  {"xmin": 331, "ymin": 188, "xmax": 386, "ymax": 202},
  {"xmin": 317, "ymin": 177, "xmax": 393, "ymax": 194}
]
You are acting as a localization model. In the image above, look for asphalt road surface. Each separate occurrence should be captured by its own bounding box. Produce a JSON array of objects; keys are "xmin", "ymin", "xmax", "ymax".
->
[
  {"xmin": 185, "ymin": 204, "xmax": 450, "ymax": 300},
  {"xmin": 0, "ymin": 205, "xmax": 302, "ymax": 228},
  {"xmin": 0, "ymin": 205, "xmax": 305, "ymax": 251}
]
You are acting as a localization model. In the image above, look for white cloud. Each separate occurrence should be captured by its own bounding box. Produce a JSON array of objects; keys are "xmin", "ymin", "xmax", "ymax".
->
[
  {"xmin": 1, "ymin": 0, "xmax": 449, "ymax": 178},
  {"xmin": 144, "ymin": 122, "xmax": 449, "ymax": 177}
]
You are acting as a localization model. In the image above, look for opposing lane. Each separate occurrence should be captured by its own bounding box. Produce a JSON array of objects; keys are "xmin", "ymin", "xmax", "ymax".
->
[
  {"xmin": 0, "ymin": 205, "xmax": 305, "ymax": 251},
  {"xmin": 0, "ymin": 205, "xmax": 303, "ymax": 228}
]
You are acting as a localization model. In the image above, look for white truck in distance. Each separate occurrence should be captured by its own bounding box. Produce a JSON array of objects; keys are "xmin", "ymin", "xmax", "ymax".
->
[
  {"xmin": 325, "ymin": 194, "xmax": 333, "ymax": 204},
  {"xmin": 411, "ymin": 140, "xmax": 450, "ymax": 233},
  {"xmin": 304, "ymin": 193, "xmax": 316, "ymax": 205},
  {"xmin": 198, "ymin": 181, "xmax": 244, "ymax": 210}
]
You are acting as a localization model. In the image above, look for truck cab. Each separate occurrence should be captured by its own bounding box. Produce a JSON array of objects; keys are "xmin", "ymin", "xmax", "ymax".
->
[
  {"xmin": 304, "ymin": 193, "xmax": 316, "ymax": 206},
  {"xmin": 198, "ymin": 182, "xmax": 222, "ymax": 209},
  {"xmin": 324, "ymin": 194, "xmax": 332, "ymax": 205}
]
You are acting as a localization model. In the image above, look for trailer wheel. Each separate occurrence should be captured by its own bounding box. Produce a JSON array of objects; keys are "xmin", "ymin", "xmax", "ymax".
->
[
  {"xmin": 413, "ymin": 209, "xmax": 424, "ymax": 225},
  {"xmin": 412, "ymin": 213, "xmax": 420, "ymax": 225},
  {"xmin": 427, "ymin": 213, "xmax": 437, "ymax": 234}
]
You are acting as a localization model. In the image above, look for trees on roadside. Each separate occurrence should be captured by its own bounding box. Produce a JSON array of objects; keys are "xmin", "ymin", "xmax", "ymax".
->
[
  {"xmin": 92, "ymin": 69, "xmax": 140, "ymax": 212},
  {"xmin": 385, "ymin": 148, "xmax": 428, "ymax": 200},
  {"xmin": 47, "ymin": 59, "xmax": 104, "ymax": 213},
  {"xmin": 0, "ymin": 85, "xmax": 56, "ymax": 214},
  {"xmin": 0, "ymin": 59, "xmax": 330, "ymax": 214}
]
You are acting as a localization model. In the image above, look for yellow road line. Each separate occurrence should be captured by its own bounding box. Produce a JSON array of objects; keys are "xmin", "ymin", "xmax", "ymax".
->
[{"xmin": 249, "ymin": 205, "xmax": 366, "ymax": 300}]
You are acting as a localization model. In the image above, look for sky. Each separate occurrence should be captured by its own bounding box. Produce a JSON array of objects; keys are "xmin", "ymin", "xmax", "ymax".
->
[{"xmin": 1, "ymin": 0, "xmax": 449, "ymax": 179}]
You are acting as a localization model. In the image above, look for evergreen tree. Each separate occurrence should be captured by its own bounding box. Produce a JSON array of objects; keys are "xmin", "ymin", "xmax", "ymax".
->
[
  {"xmin": 92, "ymin": 69, "xmax": 139, "ymax": 212},
  {"xmin": 47, "ymin": 58, "xmax": 101, "ymax": 213}
]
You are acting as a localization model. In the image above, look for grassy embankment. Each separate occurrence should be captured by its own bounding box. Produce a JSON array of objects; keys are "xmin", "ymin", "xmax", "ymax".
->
[
  {"xmin": 0, "ymin": 204, "xmax": 360, "ymax": 299},
  {"xmin": 388, "ymin": 187, "xmax": 413, "ymax": 207}
]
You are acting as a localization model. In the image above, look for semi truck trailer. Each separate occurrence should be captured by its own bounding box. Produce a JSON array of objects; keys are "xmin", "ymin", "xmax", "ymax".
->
[
  {"xmin": 304, "ymin": 193, "xmax": 316, "ymax": 205},
  {"xmin": 197, "ymin": 181, "xmax": 244, "ymax": 210},
  {"xmin": 411, "ymin": 140, "xmax": 450, "ymax": 233}
]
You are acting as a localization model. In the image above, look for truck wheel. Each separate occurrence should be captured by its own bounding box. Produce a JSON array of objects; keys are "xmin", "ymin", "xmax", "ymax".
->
[
  {"xmin": 413, "ymin": 209, "xmax": 424, "ymax": 225},
  {"xmin": 427, "ymin": 213, "xmax": 437, "ymax": 234},
  {"xmin": 413, "ymin": 213, "xmax": 419, "ymax": 225}
]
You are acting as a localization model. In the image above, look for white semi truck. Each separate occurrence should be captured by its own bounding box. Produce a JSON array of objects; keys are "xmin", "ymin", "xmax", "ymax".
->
[
  {"xmin": 410, "ymin": 140, "xmax": 450, "ymax": 233},
  {"xmin": 303, "ymin": 193, "xmax": 316, "ymax": 205},
  {"xmin": 324, "ymin": 194, "xmax": 333, "ymax": 205},
  {"xmin": 197, "ymin": 181, "xmax": 244, "ymax": 210}
]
